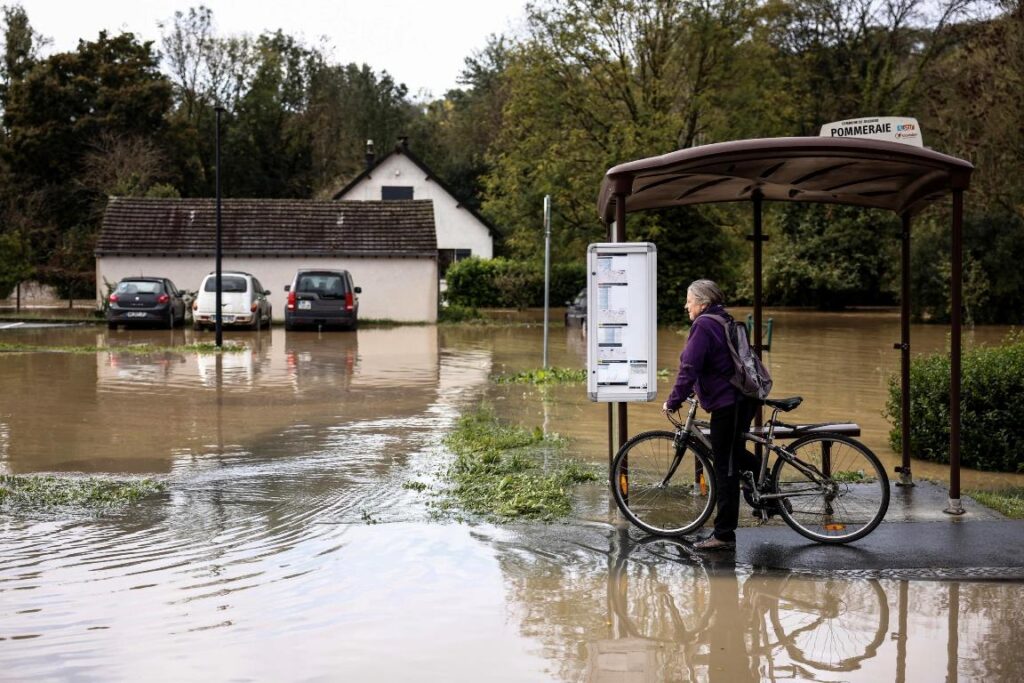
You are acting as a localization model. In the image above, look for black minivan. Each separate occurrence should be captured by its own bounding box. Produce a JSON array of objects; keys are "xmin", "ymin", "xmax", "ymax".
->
[{"xmin": 284, "ymin": 269, "xmax": 361, "ymax": 331}]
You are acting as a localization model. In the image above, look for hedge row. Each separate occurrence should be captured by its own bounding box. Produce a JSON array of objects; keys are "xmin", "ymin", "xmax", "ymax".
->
[
  {"xmin": 445, "ymin": 257, "xmax": 586, "ymax": 309},
  {"xmin": 884, "ymin": 332, "xmax": 1024, "ymax": 472}
]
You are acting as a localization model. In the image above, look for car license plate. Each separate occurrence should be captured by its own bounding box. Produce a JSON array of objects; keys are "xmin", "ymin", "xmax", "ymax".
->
[
  {"xmin": 222, "ymin": 315, "xmax": 235, "ymax": 323},
  {"xmin": 298, "ymin": 301, "xmax": 312, "ymax": 310},
  {"xmin": 126, "ymin": 312, "xmax": 147, "ymax": 318}
]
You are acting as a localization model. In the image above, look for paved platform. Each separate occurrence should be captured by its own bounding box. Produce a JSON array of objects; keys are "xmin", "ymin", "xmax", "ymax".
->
[{"xmin": 719, "ymin": 481, "xmax": 1024, "ymax": 578}]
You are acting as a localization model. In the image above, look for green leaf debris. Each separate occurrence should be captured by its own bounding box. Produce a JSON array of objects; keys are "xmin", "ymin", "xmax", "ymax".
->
[
  {"xmin": 436, "ymin": 407, "xmax": 597, "ymax": 522},
  {"xmin": 0, "ymin": 474, "xmax": 164, "ymax": 511}
]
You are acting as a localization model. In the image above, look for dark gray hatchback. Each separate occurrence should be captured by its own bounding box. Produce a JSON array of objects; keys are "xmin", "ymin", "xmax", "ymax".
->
[
  {"xmin": 107, "ymin": 277, "xmax": 187, "ymax": 329},
  {"xmin": 284, "ymin": 269, "xmax": 361, "ymax": 331}
]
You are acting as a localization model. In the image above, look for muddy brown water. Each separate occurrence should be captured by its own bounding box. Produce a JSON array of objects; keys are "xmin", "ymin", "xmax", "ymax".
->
[{"xmin": 1, "ymin": 312, "xmax": 1023, "ymax": 681}]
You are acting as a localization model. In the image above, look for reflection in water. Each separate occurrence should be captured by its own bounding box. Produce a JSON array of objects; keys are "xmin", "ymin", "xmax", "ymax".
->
[{"xmin": 491, "ymin": 529, "xmax": 1021, "ymax": 683}]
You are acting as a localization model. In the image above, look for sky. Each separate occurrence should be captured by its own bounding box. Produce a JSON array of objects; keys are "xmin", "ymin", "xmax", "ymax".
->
[{"xmin": 13, "ymin": 0, "xmax": 531, "ymax": 98}]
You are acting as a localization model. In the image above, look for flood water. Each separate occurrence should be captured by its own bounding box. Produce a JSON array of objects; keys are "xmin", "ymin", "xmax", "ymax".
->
[{"xmin": 2, "ymin": 312, "xmax": 1023, "ymax": 681}]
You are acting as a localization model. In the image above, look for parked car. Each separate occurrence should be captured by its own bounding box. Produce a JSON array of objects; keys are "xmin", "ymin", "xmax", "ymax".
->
[
  {"xmin": 284, "ymin": 269, "xmax": 361, "ymax": 331},
  {"xmin": 107, "ymin": 277, "xmax": 187, "ymax": 329},
  {"xmin": 565, "ymin": 288, "xmax": 586, "ymax": 329},
  {"xmin": 192, "ymin": 272, "xmax": 272, "ymax": 331}
]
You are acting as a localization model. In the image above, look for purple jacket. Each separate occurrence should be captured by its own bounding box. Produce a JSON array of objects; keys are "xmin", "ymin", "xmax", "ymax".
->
[{"xmin": 665, "ymin": 304, "xmax": 740, "ymax": 412}]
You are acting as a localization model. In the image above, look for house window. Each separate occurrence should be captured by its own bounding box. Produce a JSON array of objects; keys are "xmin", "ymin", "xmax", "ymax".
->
[
  {"xmin": 381, "ymin": 186, "xmax": 414, "ymax": 200},
  {"xmin": 439, "ymin": 248, "xmax": 472, "ymax": 276}
]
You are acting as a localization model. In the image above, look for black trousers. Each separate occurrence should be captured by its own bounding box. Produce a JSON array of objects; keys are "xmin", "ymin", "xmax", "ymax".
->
[{"xmin": 709, "ymin": 398, "xmax": 758, "ymax": 542}]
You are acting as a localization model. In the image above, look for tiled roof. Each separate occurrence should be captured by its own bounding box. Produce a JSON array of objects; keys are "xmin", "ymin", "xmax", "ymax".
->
[{"xmin": 96, "ymin": 198, "xmax": 437, "ymax": 257}]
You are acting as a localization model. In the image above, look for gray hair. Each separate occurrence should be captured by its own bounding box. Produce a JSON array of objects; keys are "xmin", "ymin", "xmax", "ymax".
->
[{"xmin": 687, "ymin": 279, "xmax": 724, "ymax": 306}]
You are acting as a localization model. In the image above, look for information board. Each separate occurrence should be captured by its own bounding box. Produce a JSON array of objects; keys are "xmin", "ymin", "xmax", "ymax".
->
[{"xmin": 586, "ymin": 242, "xmax": 657, "ymax": 402}]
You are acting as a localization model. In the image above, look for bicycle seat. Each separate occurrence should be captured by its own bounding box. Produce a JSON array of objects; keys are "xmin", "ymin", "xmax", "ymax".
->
[{"xmin": 762, "ymin": 396, "xmax": 803, "ymax": 412}]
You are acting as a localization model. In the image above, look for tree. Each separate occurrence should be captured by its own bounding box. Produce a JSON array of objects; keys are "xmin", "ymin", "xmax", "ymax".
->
[
  {"xmin": 480, "ymin": 0, "xmax": 758, "ymax": 263},
  {"xmin": 2, "ymin": 30, "xmax": 173, "ymax": 291},
  {"xmin": 0, "ymin": 4, "xmax": 46, "ymax": 112},
  {"xmin": 0, "ymin": 229, "xmax": 32, "ymax": 298}
]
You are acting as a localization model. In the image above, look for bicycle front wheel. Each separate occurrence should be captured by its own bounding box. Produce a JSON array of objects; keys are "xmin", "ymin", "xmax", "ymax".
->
[
  {"xmin": 611, "ymin": 430, "xmax": 716, "ymax": 536},
  {"xmin": 772, "ymin": 434, "xmax": 890, "ymax": 544}
]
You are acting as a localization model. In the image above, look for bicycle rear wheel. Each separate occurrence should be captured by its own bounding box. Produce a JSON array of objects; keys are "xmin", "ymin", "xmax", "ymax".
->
[
  {"xmin": 772, "ymin": 434, "xmax": 890, "ymax": 544},
  {"xmin": 611, "ymin": 430, "xmax": 716, "ymax": 536}
]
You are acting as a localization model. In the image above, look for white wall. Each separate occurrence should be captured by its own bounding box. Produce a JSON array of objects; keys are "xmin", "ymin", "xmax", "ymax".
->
[
  {"xmin": 96, "ymin": 255, "xmax": 438, "ymax": 323},
  {"xmin": 343, "ymin": 154, "xmax": 493, "ymax": 259}
]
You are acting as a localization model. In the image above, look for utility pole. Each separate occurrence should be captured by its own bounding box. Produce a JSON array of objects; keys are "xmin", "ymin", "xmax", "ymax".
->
[
  {"xmin": 215, "ymin": 106, "xmax": 224, "ymax": 348},
  {"xmin": 542, "ymin": 195, "xmax": 552, "ymax": 368}
]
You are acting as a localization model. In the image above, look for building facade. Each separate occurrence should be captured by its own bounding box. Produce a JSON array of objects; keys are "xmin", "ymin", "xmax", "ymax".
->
[{"xmin": 95, "ymin": 198, "xmax": 438, "ymax": 323}]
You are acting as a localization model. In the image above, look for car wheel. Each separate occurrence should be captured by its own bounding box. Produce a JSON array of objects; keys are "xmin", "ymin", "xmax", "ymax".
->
[{"xmin": 107, "ymin": 321, "xmax": 118, "ymax": 330}]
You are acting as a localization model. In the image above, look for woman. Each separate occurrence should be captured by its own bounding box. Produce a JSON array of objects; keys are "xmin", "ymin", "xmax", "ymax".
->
[{"xmin": 663, "ymin": 279, "xmax": 757, "ymax": 551}]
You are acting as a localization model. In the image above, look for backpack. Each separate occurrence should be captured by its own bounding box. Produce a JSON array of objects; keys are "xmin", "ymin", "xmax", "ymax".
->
[{"xmin": 704, "ymin": 314, "xmax": 773, "ymax": 400}]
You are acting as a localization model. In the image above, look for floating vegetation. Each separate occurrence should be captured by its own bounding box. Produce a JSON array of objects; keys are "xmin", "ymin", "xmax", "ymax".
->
[
  {"xmin": 495, "ymin": 367, "xmax": 674, "ymax": 384},
  {"xmin": 495, "ymin": 367, "xmax": 587, "ymax": 384},
  {"xmin": 0, "ymin": 475, "xmax": 164, "ymax": 511},
  {"xmin": 0, "ymin": 342, "xmax": 246, "ymax": 355},
  {"xmin": 435, "ymin": 408, "xmax": 597, "ymax": 522},
  {"xmin": 968, "ymin": 488, "xmax": 1024, "ymax": 519}
]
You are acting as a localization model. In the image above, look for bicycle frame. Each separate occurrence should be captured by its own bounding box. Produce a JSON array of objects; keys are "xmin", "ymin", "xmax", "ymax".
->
[{"xmin": 667, "ymin": 397, "xmax": 834, "ymax": 506}]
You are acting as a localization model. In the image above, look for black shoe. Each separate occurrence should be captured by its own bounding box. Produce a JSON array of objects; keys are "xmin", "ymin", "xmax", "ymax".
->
[{"xmin": 692, "ymin": 536, "xmax": 736, "ymax": 551}]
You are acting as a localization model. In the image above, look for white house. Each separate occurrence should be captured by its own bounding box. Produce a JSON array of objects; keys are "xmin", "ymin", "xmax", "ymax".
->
[
  {"xmin": 95, "ymin": 197, "xmax": 438, "ymax": 323},
  {"xmin": 332, "ymin": 139, "xmax": 494, "ymax": 276}
]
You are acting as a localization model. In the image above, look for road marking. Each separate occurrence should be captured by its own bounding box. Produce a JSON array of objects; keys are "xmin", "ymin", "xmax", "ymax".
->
[{"xmin": 0, "ymin": 322, "xmax": 25, "ymax": 329}]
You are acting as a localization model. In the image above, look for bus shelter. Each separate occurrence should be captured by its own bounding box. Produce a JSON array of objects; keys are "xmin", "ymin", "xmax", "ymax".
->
[{"xmin": 597, "ymin": 137, "xmax": 974, "ymax": 513}]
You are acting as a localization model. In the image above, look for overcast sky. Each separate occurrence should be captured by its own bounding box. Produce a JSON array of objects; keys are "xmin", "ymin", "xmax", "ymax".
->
[{"xmin": 14, "ymin": 0, "xmax": 530, "ymax": 98}]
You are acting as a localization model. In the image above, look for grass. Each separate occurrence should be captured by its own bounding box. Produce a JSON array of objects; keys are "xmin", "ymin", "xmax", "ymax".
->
[
  {"xmin": 494, "ymin": 366, "xmax": 674, "ymax": 385},
  {"xmin": 967, "ymin": 488, "xmax": 1024, "ymax": 519},
  {"xmin": 434, "ymin": 407, "xmax": 597, "ymax": 522},
  {"xmin": 0, "ymin": 474, "xmax": 164, "ymax": 511},
  {"xmin": 831, "ymin": 470, "xmax": 870, "ymax": 483},
  {"xmin": 495, "ymin": 367, "xmax": 588, "ymax": 384},
  {"xmin": 0, "ymin": 341, "xmax": 247, "ymax": 354}
]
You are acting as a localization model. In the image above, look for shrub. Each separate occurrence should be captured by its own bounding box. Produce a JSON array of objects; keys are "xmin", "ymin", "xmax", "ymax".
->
[
  {"xmin": 445, "ymin": 257, "xmax": 585, "ymax": 309},
  {"xmin": 884, "ymin": 331, "xmax": 1024, "ymax": 472}
]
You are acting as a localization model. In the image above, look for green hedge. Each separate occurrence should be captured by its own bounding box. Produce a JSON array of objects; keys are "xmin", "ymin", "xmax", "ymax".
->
[
  {"xmin": 445, "ymin": 257, "xmax": 585, "ymax": 309},
  {"xmin": 884, "ymin": 332, "xmax": 1024, "ymax": 472}
]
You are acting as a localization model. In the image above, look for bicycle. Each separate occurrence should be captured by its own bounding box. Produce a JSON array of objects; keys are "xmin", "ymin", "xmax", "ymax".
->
[{"xmin": 610, "ymin": 395, "xmax": 890, "ymax": 544}]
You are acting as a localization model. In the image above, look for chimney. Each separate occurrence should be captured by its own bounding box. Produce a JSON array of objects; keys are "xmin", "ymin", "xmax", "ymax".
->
[
  {"xmin": 365, "ymin": 139, "xmax": 375, "ymax": 170},
  {"xmin": 398, "ymin": 135, "xmax": 409, "ymax": 151}
]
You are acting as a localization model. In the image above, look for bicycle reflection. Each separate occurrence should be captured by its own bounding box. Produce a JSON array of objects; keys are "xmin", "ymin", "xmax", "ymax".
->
[{"xmin": 588, "ymin": 533, "xmax": 888, "ymax": 682}]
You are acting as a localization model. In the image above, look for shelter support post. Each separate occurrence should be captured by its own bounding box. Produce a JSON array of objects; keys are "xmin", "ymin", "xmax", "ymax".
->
[
  {"xmin": 749, "ymin": 191, "xmax": 766, "ymax": 448},
  {"xmin": 895, "ymin": 213, "xmax": 914, "ymax": 487},
  {"xmin": 945, "ymin": 190, "xmax": 965, "ymax": 515}
]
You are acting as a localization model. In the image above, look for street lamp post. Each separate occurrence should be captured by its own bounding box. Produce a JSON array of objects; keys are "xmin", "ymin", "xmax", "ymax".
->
[{"xmin": 215, "ymin": 106, "xmax": 225, "ymax": 347}]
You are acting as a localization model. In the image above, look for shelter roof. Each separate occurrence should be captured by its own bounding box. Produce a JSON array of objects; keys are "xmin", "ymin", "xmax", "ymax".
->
[
  {"xmin": 96, "ymin": 198, "xmax": 437, "ymax": 258},
  {"xmin": 597, "ymin": 137, "xmax": 973, "ymax": 222}
]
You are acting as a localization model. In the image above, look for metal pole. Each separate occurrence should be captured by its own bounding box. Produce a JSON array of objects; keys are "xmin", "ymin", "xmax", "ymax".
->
[
  {"xmin": 613, "ymin": 192, "xmax": 628, "ymax": 454},
  {"xmin": 945, "ymin": 190, "xmax": 964, "ymax": 514},
  {"xmin": 543, "ymin": 195, "xmax": 551, "ymax": 368},
  {"xmin": 751, "ymin": 191, "xmax": 765, "ymax": 447},
  {"xmin": 897, "ymin": 213, "xmax": 914, "ymax": 486},
  {"xmin": 215, "ymin": 106, "xmax": 224, "ymax": 348}
]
